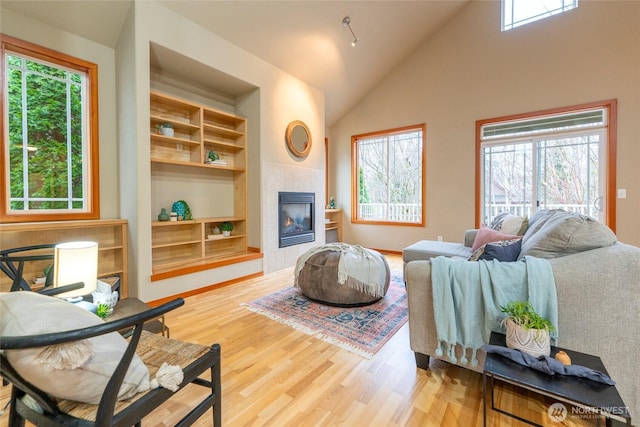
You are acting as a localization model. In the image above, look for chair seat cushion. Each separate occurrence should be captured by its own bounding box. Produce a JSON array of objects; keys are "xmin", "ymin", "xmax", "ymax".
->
[
  {"xmin": 0, "ymin": 292, "xmax": 151, "ymax": 404},
  {"xmin": 57, "ymin": 331, "xmax": 211, "ymax": 422}
]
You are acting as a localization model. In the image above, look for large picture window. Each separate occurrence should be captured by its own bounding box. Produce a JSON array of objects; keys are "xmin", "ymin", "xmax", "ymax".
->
[
  {"xmin": 476, "ymin": 100, "xmax": 616, "ymax": 231},
  {"xmin": 351, "ymin": 124, "xmax": 425, "ymax": 226},
  {"xmin": 1, "ymin": 35, "xmax": 99, "ymax": 222}
]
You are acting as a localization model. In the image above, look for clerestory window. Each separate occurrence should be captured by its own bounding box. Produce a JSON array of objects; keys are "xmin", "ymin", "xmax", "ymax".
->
[
  {"xmin": 351, "ymin": 124, "xmax": 425, "ymax": 226},
  {"xmin": 1, "ymin": 35, "xmax": 99, "ymax": 223},
  {"xmin": 502, "ymin": 0, "xmax": 578, "ymax": 31}
]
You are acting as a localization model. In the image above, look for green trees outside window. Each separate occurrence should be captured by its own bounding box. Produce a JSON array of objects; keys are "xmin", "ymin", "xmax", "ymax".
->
[
  {"xmin": 1, "ymin": 35, "xmax": 99, "ymax": 222},
  {"xmin": 7, "ymin": 54, "xmax": 84, "ymax": 210}
]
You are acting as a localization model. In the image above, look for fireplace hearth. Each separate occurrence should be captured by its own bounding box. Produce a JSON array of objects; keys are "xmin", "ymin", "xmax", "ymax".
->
[{"xmin": 279, "ymin": 192, "xmax": 315, "ymax": 248}]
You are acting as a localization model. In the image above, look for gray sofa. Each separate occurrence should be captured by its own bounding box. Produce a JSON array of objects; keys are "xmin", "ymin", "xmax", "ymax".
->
[{"xmin": 405, "ymin": 209, "xmax": 640, "ymax": 421}]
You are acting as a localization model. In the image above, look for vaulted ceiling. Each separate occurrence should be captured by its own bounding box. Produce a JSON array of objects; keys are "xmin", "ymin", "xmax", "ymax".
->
[{"xmin": 2, "ymin": 0, "xmax": 469, "ymax": 126}]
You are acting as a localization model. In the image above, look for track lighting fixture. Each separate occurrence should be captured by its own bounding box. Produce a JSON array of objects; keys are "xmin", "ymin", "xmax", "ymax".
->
[{"xmin": 342, "ymin": 16, "xmax": 359, "ymax": 47}]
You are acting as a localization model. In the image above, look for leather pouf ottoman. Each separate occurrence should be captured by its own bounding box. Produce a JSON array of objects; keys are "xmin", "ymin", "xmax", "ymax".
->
[{"xmin": 294, "ymin": 244, "xmax": 390, "ymax": 307}]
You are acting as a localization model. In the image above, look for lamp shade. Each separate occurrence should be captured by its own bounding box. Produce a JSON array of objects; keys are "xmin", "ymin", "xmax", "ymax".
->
[{"xmin": 53, "ymin": 241, "xmax": 98, "ymax": 298}]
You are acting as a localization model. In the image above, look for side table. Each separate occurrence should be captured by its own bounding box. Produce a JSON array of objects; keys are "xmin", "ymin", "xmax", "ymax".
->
[
  {"xmin": 483, "ymin": 332, "xmax": 630, "ymax": 427},
  {"xmin": 108, "ymin": 298, "xmax": 169, "ymax": 337},
  {"xmin": 99, "ymin": 277, "xmax": 169, "ymax": 337}
]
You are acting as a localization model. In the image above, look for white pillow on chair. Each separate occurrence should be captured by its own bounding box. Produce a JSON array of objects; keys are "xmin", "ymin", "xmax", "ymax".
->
[{"xmin": 0, "ymin": 291, "xmax": 151, "ymax": 404}]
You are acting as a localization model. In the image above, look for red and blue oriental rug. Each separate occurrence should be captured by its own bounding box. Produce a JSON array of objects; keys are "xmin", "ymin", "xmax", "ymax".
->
[{"xmin": 242, "ymin": 272, "xmax": 407, "ymax": 358}]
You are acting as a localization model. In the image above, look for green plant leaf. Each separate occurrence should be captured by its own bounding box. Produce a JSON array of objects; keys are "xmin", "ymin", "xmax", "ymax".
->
[{"xmin": 500, "ymin": 300, "xmax": 554, "ymax": 332}]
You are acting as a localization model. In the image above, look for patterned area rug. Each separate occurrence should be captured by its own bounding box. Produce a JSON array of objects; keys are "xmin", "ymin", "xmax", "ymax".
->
[{"xmin": 242, "ymin": 272, "xmax": 407, "ymax": 358}]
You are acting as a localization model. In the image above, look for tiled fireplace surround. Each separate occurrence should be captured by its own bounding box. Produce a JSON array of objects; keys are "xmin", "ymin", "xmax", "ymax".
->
[{"xmin": 263, "ymin": 162, "xmax": 324, "ymax": 274}]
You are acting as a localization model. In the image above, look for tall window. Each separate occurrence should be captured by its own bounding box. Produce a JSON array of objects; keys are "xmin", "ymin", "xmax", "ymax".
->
[
  {"xmin": 352, "ymin": 124, "xmax": 425, "ymax": 226},
  {"xmin": 476, "ymin": 100, "xmax": 616, "ymax": 230},
  {"xmin": 502, "ymin": 0, "xmax": 578, "ymax": 31},
  {"xmin": 1, "ymin": 35, "xmax": 99, "ymax": 223}
]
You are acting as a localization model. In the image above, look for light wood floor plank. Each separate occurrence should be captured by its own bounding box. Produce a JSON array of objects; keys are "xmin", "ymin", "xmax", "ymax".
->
[{"xmin": 0, "ymin": 254, "xmax": 603, "ymax": 426}]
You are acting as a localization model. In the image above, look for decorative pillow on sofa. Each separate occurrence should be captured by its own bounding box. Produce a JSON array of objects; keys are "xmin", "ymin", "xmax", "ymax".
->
[
  {"xmin": 469, "ymin": 239, "xmax": 522, "ymax": 262},
  {"xmin": 518, "ymin": 210, "xmax": 617, "ymax": 260},
  {"xmin": 490, "ymin": 213, "xmax": 529, "ymax": 236},
  {"xmin": 471, "ymin": 225, "xmax": 521, "ymax": 252},
  {"xmin": 481, "ymin": 239, "xmax": 522, "ymax": 262},
  {"xmin": 0, "ymin": 291, "xmax": 151, "ymax": 405}
]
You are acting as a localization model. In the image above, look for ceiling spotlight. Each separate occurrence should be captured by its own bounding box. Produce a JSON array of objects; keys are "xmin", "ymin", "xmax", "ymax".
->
[{"xmin": 342, "ymin": 16, "xmax": 359, "ymax": 47}]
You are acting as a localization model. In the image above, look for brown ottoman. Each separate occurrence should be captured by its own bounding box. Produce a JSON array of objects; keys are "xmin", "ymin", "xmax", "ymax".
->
[{"xmin": 295, "ymin": 246, "xmax": 390, "ymax": 307}]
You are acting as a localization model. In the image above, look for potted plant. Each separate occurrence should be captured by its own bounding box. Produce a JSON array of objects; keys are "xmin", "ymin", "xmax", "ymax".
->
[
  {"xmin": 500, "ymin": 301, "xmax": 555, "ymax": 358},
  {"xmin": 161, "ymin": 122, "xmax": 174, "ymax": 137},
  {"xmin": 208, "ymin": 150, "xmax": 219, "ymax": 163},
  {"xmin": 220, "ymin": 221, "xmax": 233, "ymax": 237}
]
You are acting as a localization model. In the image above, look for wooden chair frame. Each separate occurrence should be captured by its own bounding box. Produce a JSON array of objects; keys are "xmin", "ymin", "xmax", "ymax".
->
[
  {"xmin": 0, "ymin": 244, "xmax": 57, "ymax": 292},
  {"xmin": 0, "ymin": 298, "xmax": 221, "ymax": 427}
]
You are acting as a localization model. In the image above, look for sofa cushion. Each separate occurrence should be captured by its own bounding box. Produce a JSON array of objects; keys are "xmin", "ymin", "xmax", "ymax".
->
[
  {"xmin": 471, "ymin": 226, "xmax": 521, "ymax": 252},
  {"xmin": 403, "ymin": 240, "xmax": 472, "ymax": 262},
  {"xmin": 490, "ymin": 213, "xmax": 529, "ymax": 235},
  {"xmin": 519, "ymin": 210, "xmax": 617, "ymax": 259},
  {"xmin": 470, "ymin": 239, "xmax": 522, "ymax": 262},
  {"xmin": 0, "ymin": 291, "xmax": 151, "ymax": 405},
  {"xmin": 523, "ymin": 209, "xmax": 563, "ymax": 237}
]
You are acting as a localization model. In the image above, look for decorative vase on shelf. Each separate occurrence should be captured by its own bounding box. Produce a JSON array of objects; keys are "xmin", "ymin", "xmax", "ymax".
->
[{"xmin": 157, "ymin": 208, "xmax": 170, "ymax": 221}]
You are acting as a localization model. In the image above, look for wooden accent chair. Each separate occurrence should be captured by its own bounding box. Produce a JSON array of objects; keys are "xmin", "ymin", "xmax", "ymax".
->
[
  {"xmin": 0, "ymin": 244, "xmax": 57, "ymax": 292},
  {"xmin": 0, "ymin": 297, "xmax": 221, "ymax": 427}
]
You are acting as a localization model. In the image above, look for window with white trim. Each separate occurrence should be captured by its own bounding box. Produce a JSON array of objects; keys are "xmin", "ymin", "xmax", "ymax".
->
[
  {"xmin": 352, "ymin": 124, "xmax": 425, "ymax": 225},
  {"xmin": 502, "ymin": 0, "xmax": 578, "ymax": 31},
  {"xmin": 1, "ymin": 35, "xmax": 99, "ymax": 222},
  {"xmin": 477, "ymin": 101, "xmax": 616, "ymax": 229}
]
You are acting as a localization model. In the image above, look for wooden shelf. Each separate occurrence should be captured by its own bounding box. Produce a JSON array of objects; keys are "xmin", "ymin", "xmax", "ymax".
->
[
  {"xmin": 149, "ymin": 91, "xmax": 249, "ymax": 278},
  {"xmin": 150, "ymin": 251, "xmax": 262, "ymax": 281},
  {"xmin": 0, "ymin": 219, "xmax": 129, "ymax": 296},
  {"xmin": 325, "ymin": 209, "xmax": 343, "ymax": 242}
]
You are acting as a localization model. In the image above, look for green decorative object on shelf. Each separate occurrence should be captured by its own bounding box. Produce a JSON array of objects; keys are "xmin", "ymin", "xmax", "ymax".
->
[
  {"xmin": 158, "ymin": 208, "xmax": 170, "ymax": 221},
  {"xmin": 220, "ymin": 221, "xmax": 233, "ymax": 236},
  {"xmin": 172, "ymin": 200, "xmax": 192, "ymax": 220}
]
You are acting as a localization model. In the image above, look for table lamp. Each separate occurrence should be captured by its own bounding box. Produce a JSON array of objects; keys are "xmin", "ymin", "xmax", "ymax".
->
[{"xmin": 53, "ymin": 241, "xmax": 98, "ymax": 298}]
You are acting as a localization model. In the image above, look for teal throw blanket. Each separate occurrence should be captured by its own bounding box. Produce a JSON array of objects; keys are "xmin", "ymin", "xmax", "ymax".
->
[{"xmin": 431, "ymin": 256, "xmax": 557, "ymax": 367}]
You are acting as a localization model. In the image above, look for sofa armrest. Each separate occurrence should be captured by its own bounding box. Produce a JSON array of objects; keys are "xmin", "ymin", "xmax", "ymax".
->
[
  {"xmin": 464, "ymin": 229, "xmax": 478, "ymax": 247},
  {"xmin": 549, "ymin": 243, "xmax": 640, "ymax": 419},
  {"xmin": 405, "ymin": 260, "xmax": 436, "ymax": 358},
  {"xmin": 405, "ymin": 243, "xmax": 640, "ymax": 420}
]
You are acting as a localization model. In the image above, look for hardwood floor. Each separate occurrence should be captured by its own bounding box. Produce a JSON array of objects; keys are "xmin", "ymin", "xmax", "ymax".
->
[{"xmin": 1, "ymin": 254, "xmax": 604, "ymax": 426}]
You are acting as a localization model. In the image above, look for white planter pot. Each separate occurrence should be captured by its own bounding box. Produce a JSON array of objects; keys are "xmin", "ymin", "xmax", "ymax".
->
[
  {"xmin": 504, "ymin": 317, "xmax": 550, "ymax": 358},
  {"xmin": 222, "ymin": 230, "xmax": 231, "ymax": 237}
]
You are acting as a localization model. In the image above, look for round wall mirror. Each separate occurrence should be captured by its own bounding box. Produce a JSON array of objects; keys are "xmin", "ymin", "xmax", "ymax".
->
[{"xmin": 285, "ymin": 120, "xmax": 312, "ymax": 158}]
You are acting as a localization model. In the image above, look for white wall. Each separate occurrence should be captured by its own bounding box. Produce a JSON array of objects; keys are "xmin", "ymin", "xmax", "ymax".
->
[
  {"xmin": 118, "ymin": 1, "xmax": 325, "ymax": 300},
  {"xmin": 329, "ymin": 0, "xmax": 640, "ymax": 250}
]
